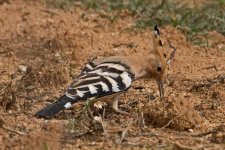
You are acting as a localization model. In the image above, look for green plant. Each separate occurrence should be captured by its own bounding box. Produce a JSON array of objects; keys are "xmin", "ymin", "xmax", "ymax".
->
[
  {"xmin": 44, "ymin": 0, "xmax": 225, "ymax": 47},
  {"xmin": 82, "ymin": 0, "xmax": 225, "ymax": 46},
  {"xmin": 44, "ymin": 0, "xmax": 75, "ymax": 9}
]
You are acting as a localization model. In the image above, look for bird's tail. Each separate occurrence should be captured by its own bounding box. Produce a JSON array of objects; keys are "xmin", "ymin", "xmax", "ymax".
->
[{"xmin": 34, "ymin": 95, "xmax": 77, "ymax": 119}]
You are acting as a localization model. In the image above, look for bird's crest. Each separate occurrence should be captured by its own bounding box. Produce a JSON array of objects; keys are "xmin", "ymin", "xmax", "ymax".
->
[{"xmin": 152, "ymin": 25, "xmax": 176, "ymax": 65}]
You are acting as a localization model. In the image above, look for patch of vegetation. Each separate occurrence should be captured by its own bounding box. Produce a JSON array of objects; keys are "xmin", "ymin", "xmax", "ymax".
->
[
  {"xmin": 44, "ymin": 0, "xmax": 225, "ymax": 47},
  {"xmin": 44, "ymin": 0, "xmax": 76, "ymax": 9}
]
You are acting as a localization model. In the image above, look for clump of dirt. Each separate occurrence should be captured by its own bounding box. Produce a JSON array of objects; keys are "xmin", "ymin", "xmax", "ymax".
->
[
  {"xmin": 210, "ymin": 124, "xmax": 225, "ymax": 144},
  {"xmin": 13, "ymin": 121, "xmax": 63, "ymax": 149},
  {"xmin": 22, "ymin": 64, "xmax": 69, "ymax": 88},
  {"xmin": 144, "ymin": 95, "xmax": 204, "ymax": 131},
  {"xmin": 0, "ymin": 82, "xmax": 17, "ymax": 111},
  {"xmin": 0, "ymin": 64, "xmax": 69, "ymax": 112}
]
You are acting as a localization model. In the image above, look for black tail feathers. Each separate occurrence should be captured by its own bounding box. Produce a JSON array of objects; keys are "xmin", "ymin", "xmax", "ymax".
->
[{"xmin": 34, "ymin": 95, "xmax": 77, "ymax": 119}]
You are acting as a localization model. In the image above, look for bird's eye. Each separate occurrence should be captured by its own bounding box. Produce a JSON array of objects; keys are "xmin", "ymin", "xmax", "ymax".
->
[{"xmin": 157, "ymin": 67, "xmax": 162, "ymax": 72}]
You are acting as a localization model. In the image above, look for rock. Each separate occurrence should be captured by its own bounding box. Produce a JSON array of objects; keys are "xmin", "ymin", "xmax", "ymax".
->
[
  {"xmin": 148, "ymin": 94, "xmax": 156, "ymax": 101},
  {"xmin": 25, "ymin": 85, "xmax": 35, "ymax": 90},
  {"xmin": 188, "ymin": 129, "xmax": 194, "ymax": 132},
  {"xmin": 18, "ymin": 65, "xmax": 27, "ymax": 73}
]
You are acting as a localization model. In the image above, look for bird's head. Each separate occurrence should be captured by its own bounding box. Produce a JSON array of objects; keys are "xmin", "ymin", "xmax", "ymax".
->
[{"xmin": 147, "ymin": 25, "xmax": 176, "ymax": 98}]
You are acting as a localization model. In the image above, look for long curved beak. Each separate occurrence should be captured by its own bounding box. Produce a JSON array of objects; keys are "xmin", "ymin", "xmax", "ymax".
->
[{"xmin": 157, "ymin": 80, "xmax": 164, "ymax": 98}]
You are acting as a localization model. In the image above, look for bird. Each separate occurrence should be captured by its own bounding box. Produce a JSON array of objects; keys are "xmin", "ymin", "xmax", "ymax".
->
[{"xmin": 34, "ymin": 25, "xmax": 176, "ymax": 119}]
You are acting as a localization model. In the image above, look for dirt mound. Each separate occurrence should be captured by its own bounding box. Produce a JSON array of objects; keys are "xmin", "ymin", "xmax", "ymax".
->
[
  {"xmin": 21, "ymin": 64, "xmax": 69, "ymax": 88},
  {"xmin": 12, "ymin": 121, "xmax": 63, "ymax": 150},
  {"xmin": 144, "ymin": 96, "xmax": 204, "ymax": 131},
  {"xmin": 0, "ymin": 64, "xmax": 70, "ymax": 112}
]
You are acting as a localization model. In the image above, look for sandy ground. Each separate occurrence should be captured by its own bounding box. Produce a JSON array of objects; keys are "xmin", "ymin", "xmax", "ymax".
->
[{"xmin": 0, "ymin": 0, "xmax": 225, "ymax": 149}]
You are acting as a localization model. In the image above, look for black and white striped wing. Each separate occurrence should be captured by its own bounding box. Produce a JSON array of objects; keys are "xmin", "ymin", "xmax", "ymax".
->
[
  {"xmin": 75, "ymin": 60, "xmax": 97, "ymax": 80},
  {"xmin": 34, "ymin": 61, "xmax": 135, "ymax": 118},
  {"xmin": 65, "ymin": 62, "xmax": 135, "ymax": 102}
]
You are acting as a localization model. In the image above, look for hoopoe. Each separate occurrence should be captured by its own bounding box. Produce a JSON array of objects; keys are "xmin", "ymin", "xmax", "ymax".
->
[{"xmin": 34, "ymin": 26, "xmax": 176, "ymax": 119}]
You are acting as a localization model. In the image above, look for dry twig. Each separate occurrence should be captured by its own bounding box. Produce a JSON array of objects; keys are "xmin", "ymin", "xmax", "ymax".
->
[
  {"xmin": 2, "ymin": 125, "xmax": 26, "ymax": 135},
  {"xmin": 118, "ymin": 119, "xmax": 134, "ymax": 143},
  {"xmin": 190, "ymin": 75, "xmax": 225, "ymax": 91},
  {"xmin": 202, "ymin": 65, "xmax": 217, "ymax": 71},
  {"xmin": 161, "ymin": 114, "xmax": 183, "ymax": 130},
  {"xmin": 0, "ymin": 117, "xmax": 26, "ymax": 135},
  {"xmin": 39, "ymin": 8, "xmax": 60, "ymax": 16}
]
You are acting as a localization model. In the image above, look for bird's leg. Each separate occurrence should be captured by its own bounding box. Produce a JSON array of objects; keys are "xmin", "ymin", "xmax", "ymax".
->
[{"xmin": 112, "ymin": 95, "xmax": 130, "ymax": 115}]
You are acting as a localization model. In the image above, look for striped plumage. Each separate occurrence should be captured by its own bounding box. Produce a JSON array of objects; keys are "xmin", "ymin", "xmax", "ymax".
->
[
  {"xmin": 66, "ymin": 61, "xmax": 134, "ymax": 101},
  {"xmin": 35, "ymin": 25, "xmax": 176, "ymax": 119}
]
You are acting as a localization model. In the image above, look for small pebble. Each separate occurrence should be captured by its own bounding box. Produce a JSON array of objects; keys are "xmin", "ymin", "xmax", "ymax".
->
[
  {"xmin": 26, "ymin": 85, "xmax": 35, "ymax": 90},
  {"xmin": 55, "ymin": 53, "xmax": 60, "ymax": 57},
  {"xmin": 94, "ymin": 103, "xmax": 103, "ymax": 109},
  {"xmin": 188, "ymin": 129, "xmax": 194, "ymax": 132},
  {"xmin": 216, "ymin": 132, "xmax": 223, "ymax": 138},
  {"xmin": 149, "ymin": 94, "xmax": 156, "ymax": 101},
  {"xmin": 94, "ymin": 116, "xmax": 102, "ymax": 123},
  {"xmin": 19, "ymin": 65, "xmax": 27, "ymax": 72}
]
